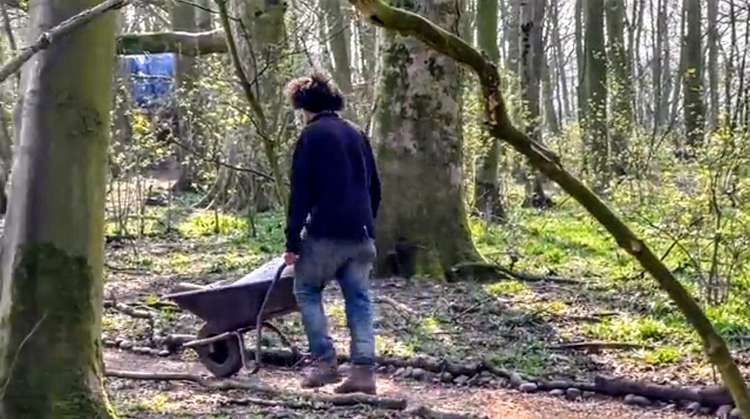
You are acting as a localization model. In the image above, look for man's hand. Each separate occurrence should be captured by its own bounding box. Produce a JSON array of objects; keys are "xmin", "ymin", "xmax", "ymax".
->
[{"xmin": 284, "ymin": 252, "xmax": 298, "ymax": 266}]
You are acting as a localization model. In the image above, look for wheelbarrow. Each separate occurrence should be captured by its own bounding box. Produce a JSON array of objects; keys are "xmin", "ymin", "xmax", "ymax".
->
[{"xmin": 163, "ymin": 257, "xmax": 298, "ymax": 377}]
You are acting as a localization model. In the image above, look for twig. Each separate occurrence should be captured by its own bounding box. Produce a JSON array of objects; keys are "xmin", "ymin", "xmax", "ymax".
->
[
  {"xmin": 407, "ymin": 405, "xmax": 486, "ymax": 419},
  {"xmin": 375, "ymin": 295, "xmax": 418, "ymax": 317},
  {"xmin": 549, "ymin": 341, "xmax": 654, "ymax": 351},
  {"xmin": 0, "ymin": 0, "xmax": 130, "ymax": 83}
]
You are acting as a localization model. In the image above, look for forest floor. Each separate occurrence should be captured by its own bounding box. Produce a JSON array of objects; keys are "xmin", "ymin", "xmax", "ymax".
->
[{"xmin": 98, "ymin": 191, "xmax": 750, "ymax": 418}]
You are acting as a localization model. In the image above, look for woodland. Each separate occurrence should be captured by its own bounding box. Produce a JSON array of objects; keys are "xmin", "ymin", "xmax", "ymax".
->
[{"xmin": 1, "ymin": 0, "xmax": 750, "ymax": 418}]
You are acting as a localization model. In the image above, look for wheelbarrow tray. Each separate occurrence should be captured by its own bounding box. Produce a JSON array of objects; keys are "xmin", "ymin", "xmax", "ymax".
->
[{"xmin": 164, "ymin": 257, "xmax": 297, "ymax": 333}]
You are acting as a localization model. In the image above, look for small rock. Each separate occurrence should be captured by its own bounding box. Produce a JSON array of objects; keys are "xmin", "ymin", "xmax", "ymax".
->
[
  {"xmin": 479, "ymin": 370, "xmax": 493, "ymax": 379},
  {"xmin": 394, "ymin": 367, "xmax": 406, "ymax": 377},
  {"xmin": 102, "ymin": 338, "xmax": 116, "ymax": 347},
  {"xmin": 583, "ymin": 391, "xmax": 595, "ymax": 399},
  {"xmin": 717, "ymin": 405, "xmax": 733, "ymax": 419},
  {"xmin": 440, "ymin": 372, "xmax": 453, "ymax": 383},
  {"xmin": 478, "ymin": 376, "xmax": 493, "ymax": 386},
  {"xmin": 510, "ymin": 372, "xmax": 524, "ymax": 388},
  {"xmin": 550, "ymin": 389, "xmax": 565, "ymax": 397},
  {"xmin": 404, "ymin": 367, "xmax": 414, "ymax": 378},
  {"xmin": 730, "ymin": 407, "xmax": 741, "ymax": 419},
  {"xmin": 158, "ymin": 349, "xmax": 171, "ymax": 357},
  {"xmin": 624, "ymin": 394, "xmax": 651, "ymax": 407},
  {"xmin": 119, "ymin": 340, "xmax": 133, "ymax": 350},
  {"xmin": 454, "ymin": 375, "xmax": 469, "ymax": 386},
  {"xmin": 377, "ymin": 366, "xmax": 388, "ymax": 374},
  {"xmin": 133, "ymin": 346, "xmax": 152, "ymax": 355},
  {"xmin": 387, "ymin": 365, "xmax": 397, "ymax": 374},
  {"xmin": 519, "ymin": 382, "xmax": 538, "ymax": 393},
  {"xmin": 700, "ymin": 406, "xmax": 713, "ymax": 415},
  {"xmin": 685, "ymin": 401, "xmax": 702, "ymax": 414},
  {"xmin": 466, "ymin": 374, "xmax": 479, "ymax": 386},
  {"xmin": 565, "ymin": 388, "xmax": 582, "ymax": 401},
  {"xmin": 411, "ymin": 368, "xmax": 426, "ymax": 381}
]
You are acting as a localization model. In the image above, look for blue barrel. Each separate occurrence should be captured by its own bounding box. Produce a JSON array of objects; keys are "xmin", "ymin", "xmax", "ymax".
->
[{"xmin": 122, "ymin": 53, "xmax": 176, "ymax": 110}]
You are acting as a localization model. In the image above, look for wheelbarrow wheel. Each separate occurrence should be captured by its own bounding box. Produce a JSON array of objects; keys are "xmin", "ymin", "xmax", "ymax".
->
[{"xmin": 194, "ymin": 324, "xmax": 243, "ymax": 378}]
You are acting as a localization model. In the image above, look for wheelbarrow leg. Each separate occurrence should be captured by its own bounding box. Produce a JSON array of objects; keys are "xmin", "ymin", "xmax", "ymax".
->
[{"xmin": 250, "ymin": 263, "xmax": 288, "ymax": 375}]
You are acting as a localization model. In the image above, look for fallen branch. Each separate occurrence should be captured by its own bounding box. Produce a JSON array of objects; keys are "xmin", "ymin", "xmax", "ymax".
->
[
  {"xmin": 407, "ymin": 405, "xmax": 486, "ymax": 419},
  {"xmin": 549, "ymin": 341, "xmax": 654, "ymax": 351},
  {"xmin": 105, "ymin": 369, "xmax": 407, "ymax": 410},
  {"xmin": 448, "ymin": 262, "xmax": 580, "ymax": 285},
  {"xmin": 0, "ymin": 0, "xmax": 129, "ymax": 83},
  {"xmin": 117, "ymin": 29, "xmax": 227, "ymax": 55},
  {"xmin": 594, "ymin": 375, "xmax": 733, "ymax": 407}
]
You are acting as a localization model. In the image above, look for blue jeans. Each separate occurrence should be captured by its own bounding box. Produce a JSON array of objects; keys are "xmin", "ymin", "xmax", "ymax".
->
[{"xmin": 293, "ymin": 237, "xmax": 376, "ymax": 366}]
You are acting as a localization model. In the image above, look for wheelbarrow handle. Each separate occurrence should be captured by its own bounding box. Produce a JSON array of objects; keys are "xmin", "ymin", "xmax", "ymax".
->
[{"xmin": 250, "ymin": 262, "xmax": 288, "ymax": 374}]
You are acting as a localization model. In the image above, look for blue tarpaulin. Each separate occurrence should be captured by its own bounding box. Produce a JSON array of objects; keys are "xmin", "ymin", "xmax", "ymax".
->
[{"xmin": 122, "ymin": 53, "xmax": 176, "ymax": 110}]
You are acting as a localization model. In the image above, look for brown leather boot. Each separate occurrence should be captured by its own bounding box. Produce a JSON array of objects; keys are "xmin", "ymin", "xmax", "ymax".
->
[
  {"xmin": 334, "ymin": 364, "xmax": 376, "ymax": 394},
  {"xmin": 301, "ymin": 358, "xmax": 341, "ymax": 389}
]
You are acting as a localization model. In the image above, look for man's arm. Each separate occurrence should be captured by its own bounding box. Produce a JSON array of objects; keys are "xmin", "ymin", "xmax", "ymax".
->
[
  {"xmin": 285, "ymin": 134, "xmax": 313, "ymax": 254},
  {"xmin": 363, "ymin": 135, "xmax": 381, "ymax": 219}
]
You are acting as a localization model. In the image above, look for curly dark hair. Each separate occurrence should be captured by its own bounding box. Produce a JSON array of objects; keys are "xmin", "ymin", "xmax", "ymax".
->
[{"xmin": 284, "ymin": 71, "xmax": 345, "ymax": 113}]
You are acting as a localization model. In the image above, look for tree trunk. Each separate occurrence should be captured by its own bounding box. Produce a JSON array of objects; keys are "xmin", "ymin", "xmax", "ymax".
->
[
  {"xmin": 682, "ymin": 0, "xmax": 704, "ymax": 153},
  {"xmin": 321, "ymin": 0, "xmax": 353, "ymax": 94},
  {"xmin": 0, "ymin": 0, "xmax": 117, "ymax": 417},
  {"xmin": 583, "ymin": 0, "xmax": 608, "ymax": 191},
  {"xmin": 707, "ymin": 0, "xmax": 719, "ymax": 131},
  {"xmin": 551, "ymin": 0, "xmax": 570, "ymax": 120},
  {"xmin": 473, "ymin": 0, "xmax": 506, "ymax": 222},
  {"xmin": 374, "ymin": 0, "xmax": 481, "ymax": 278},
  {"xmin": 0, "ymin": 40, "xmax": 12, "ymax": 214},
  {"xmin": 575, "ymin": 0, "xmax": 585, "ymax": 121},
  {"xmin": 520, "ymin": 0, "xmax": 551, "ymax": 208},
  {"xmin": 505, "ymin": 0, "xmax": 520, "ymax": 75},
  {"xmin": 606, "ymin": 0, "xmax": 632, "ymax": 176}
]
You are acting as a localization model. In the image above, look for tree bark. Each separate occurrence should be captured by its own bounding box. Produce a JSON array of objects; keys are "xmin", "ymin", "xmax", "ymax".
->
[
  {"xmin": 373, "ymin": 0, "xmax": 481, "ymax": 278},
  {"xmin": 606, "ymin": 0, "xmax": 632, "ymax": 176},
  {"xmin": 473, "ymin": 0, "xmax": 506, "ymax": 222},
  {"xmin": 707, "ymin": 0, "xmax": 719, "ymax": 131},
  {"xmin": 682, "ymin": 0, "xmax": 704, "ymax": 152},
  {"xmin": 0, "ymin": 0, "xmax": 117, "ymax": 416},
  {"xmin": 321, "ymin": 0, "xmax": 353, "ymax": 94},
  {"xmin": 347, "ymin": 1, "xmax": 750, "ymax": 416},
  {"xmin": 583, "ymin": 0, "xmax": 608, "ymax": 191},
  {"xmin": 520, "ymin": 0, "xmax": 551, "ymax": 209}
]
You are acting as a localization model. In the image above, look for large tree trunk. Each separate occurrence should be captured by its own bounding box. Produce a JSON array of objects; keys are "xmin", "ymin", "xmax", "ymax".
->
[
  {"xmin": 682, "ymin": 0, "xmax": 704, "ymax": 152},
  {"xmin": 520, "ymin": 0, "xmax": 552, "ymax": 208},
  {"xmin": 0, "ymin": 40, "xmax": 12, "ymax": 214},
  {"xmin": 374, "ymin": 0, "xmax": 480, "ymax": 278},
  {"xmin": 473, "ymin": 0, "xmax": 506, "ymax": 222},
  {"xmin": 606, "ymin": 0, "xmax": 632, "ymax": 176},
  {"xmin": 0, "ymin": 0, "xmax": 117, "ymax": 417},
  {"xmin": 550, "ymin": 0, "xmax": 570, "ymax": 120},
  {"xmin": 583, "ymin": 0, "xmax": 609, "ymax": 191}
]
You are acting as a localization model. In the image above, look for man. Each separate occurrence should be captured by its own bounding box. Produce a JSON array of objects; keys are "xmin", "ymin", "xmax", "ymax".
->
[{"xmin": 283, "ymin": 71, "xmax": 381, "ymax": 394}]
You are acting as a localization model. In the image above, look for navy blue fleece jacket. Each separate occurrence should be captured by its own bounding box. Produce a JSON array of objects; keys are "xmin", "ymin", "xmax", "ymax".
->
[{"xmin": 285, "ymin": 112, "xmax": 381, "ymax": 253}]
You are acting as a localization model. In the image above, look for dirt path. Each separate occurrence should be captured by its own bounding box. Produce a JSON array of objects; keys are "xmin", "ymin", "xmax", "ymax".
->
[{"xmin": 104, "ymin": 349, "xmax": 693, "ymax": 418}]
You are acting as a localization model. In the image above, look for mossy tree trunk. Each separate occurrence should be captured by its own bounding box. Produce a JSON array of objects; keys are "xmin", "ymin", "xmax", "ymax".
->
[
  {"xmin": 0, "ymin": 0, "xmax": 117, "ymax": 417},
  {"xmin": 473, "ymin": 0, "xmax": 506, "ymax": 222},
  {"xmin": 583, "ymin": 0, "xmax": 609, "ymax": 191},
  {"xmin": 373, "ymin": 0, "xmax": 481, "ymax": 278},
  {"xmin": 347, "ymin": 1, "xmax": 750, "ymax": 416},
  {"xmin": 605, "ymin": 0, "xmax": 632, "ymax": 176}
]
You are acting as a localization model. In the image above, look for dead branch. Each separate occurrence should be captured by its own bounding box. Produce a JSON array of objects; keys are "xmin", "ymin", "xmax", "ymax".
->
[
  {"xmin": 594, "ymin": 375, "xmax": 733, "ymax": 407},
  {"xmin": 549, "ymin": 341, "xmax": 654, "ymax": 351},
  {"xmin": 105, "ymin": 369, "xmax": 407, "ymax": 410},
  {"xmin": 407, "ymin": 405, "xmax": 486, "ymax": 419},
  {"xmin": 448, "ymin": 262, "xmax": 580, "ymax": 285},
  {"xmin": 375, "ymin": 295, "xmax": 418, "ymax": 319},
  {"xmin": 0, "ymin": 0, "xmax": 129, "ymax": 83}
]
